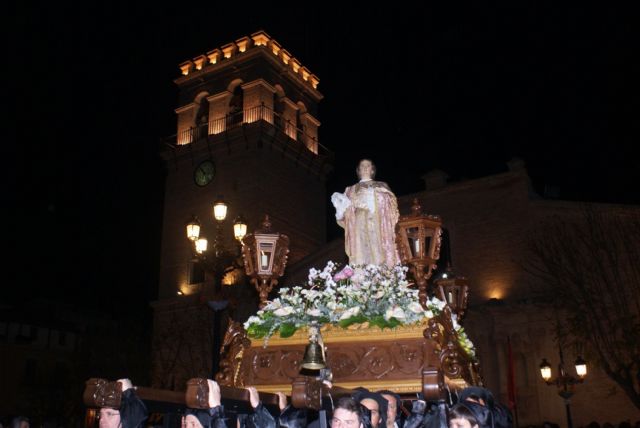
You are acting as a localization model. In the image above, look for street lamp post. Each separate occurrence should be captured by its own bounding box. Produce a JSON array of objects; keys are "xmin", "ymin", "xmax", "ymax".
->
[
  {"xmin": 539, "ymin": 347, "xmax": 588, "ymax": 428},
  {"xmin": 185, "ymin": 198, "xmax": 248, "ymax": 294},
  {"xmin": 185, "ymin": 197, "xmax": 248, "ymax": 377}
]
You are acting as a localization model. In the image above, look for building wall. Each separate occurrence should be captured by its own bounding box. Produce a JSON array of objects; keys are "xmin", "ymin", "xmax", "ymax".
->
[
  {"xmin": 398, "ymin": 168, "xmax": 534, "ymax": 304},
  {"xmin": 394, "ymin": 166, "xmax": 640, "ymax": 426}
]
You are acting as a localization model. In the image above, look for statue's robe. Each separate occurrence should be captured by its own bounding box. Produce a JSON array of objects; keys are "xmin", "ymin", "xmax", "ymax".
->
[{"xmin": 338, "ymin": 179, "xmax": 401, "ymax": 267}]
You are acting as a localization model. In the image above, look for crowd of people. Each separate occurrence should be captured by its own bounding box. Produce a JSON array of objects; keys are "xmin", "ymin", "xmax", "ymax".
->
[
  {"xmin": 86, "ymin": 378, "xmax": 514, "ymax": 428},
  {"xmin": 5, "ymin": 379, "xmax": 639, "ymax": 428}
]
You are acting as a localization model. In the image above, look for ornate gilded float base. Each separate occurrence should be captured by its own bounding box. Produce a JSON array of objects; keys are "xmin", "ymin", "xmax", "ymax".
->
[
  {"xmin": 218, "ymin": 310, "xmax": 480, "ymax": 397},
  {"xmin": 238, "ymin": 321, "xmax": 449, "ymax": 393}
]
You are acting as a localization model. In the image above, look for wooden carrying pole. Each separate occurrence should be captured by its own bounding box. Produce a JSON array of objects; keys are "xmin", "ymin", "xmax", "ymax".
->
[{"xmin": 83, "ymin": 378, "xmax": 279, "ymax": 409}]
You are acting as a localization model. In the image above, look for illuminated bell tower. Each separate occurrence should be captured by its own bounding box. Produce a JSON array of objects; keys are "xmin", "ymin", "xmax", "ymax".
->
[{"xmin": 157, "ymin": 31, "xmax": 331, "ymax": 300}]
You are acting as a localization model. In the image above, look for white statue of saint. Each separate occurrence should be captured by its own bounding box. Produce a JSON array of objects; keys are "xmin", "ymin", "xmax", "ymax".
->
[{"xmin": 332, "ymin": 159, "xmax": 401, "ymax": 267}]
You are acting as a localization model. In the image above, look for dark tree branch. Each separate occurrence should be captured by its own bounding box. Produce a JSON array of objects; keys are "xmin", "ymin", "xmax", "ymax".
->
[{"xmin": 522, "ymin": 207, "xmax": 640, "ymax": 409}]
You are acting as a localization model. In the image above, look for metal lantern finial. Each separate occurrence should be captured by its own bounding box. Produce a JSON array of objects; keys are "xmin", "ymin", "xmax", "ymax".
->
[{"xmin": 260, "ymin": 214, "xmax": 272, "ymax": 232}]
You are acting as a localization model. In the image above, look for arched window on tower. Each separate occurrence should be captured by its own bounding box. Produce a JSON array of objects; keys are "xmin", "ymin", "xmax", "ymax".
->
[{"xmin": 228, "ymin": 86, "xmax": 243, "ymax": 128}]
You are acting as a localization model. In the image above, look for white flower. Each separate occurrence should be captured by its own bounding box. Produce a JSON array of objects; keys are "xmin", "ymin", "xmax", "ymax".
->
[
  {"xmin": 306, "ymin": 308, "xmax": 322, "ymax": 317},
  {"xmin": 384, "ymin": 305, "xmax": 406, "ymax": 320},
  {"xmin": 339, "ymin": 306, "xmax": 361, "ymax": 320},
  {"xmin": 408, "ymin": 302, "xmax": 424, "ymax": 313},
  {"xmin": 273, "ymin": 306, "xmax": 295, "ymax": 317},
  {"xmin": 243, "ymin": 315, "xmax": 263, "ymax": 329},
  {"xmin": 425, "ymin": 310, "xmax": 434, "ymax": 318},
  {"xmin": 430, "ymin": 297, "xmax": 446, "ymax": 311}
]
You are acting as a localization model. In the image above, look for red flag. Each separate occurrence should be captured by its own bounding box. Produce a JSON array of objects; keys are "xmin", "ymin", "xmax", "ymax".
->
[{"xmin": 507, "ymin": 336, "xmax": 517, "ymax": 411}]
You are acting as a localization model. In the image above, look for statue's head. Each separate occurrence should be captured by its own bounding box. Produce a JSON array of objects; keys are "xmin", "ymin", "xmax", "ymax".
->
[{"xmin": 356, "ymin": 159, "xmax": 376, "ymax": 180}]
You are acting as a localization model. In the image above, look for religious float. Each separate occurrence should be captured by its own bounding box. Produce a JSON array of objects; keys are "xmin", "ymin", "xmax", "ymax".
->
[{"xmin": 216, "ymin": 193, "xmax": 483, "ymax": 407}]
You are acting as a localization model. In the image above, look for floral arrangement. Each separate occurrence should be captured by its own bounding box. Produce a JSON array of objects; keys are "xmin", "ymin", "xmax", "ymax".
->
[{"xmin": 244, "ymin": 261, "xmax": 476, "ymax": 358}]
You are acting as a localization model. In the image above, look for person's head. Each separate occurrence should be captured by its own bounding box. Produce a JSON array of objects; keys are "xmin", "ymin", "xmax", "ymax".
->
[
  {"xmin": 377, "ymin": 390, "xmax": 400, "ymax": 428},
  {"xmin": 184, "ymin": 408, "xmax": 212, "ymax": 428},
  {"xmin": 99, "ymin": 408, "xmax": 121, "ymax": 428},
  {"xmin": 448, "ymin": 403, "xmax": 479, "ymax": 428},
  {"xmin": 9, "ymin": 417, "xmax": 29, "ymax": 428},
  {"xmin": 353, "ymin": 391, "xmax": 387, "ymax": 428},
  {"xmin": 184, "ymin": 415, "xmax": 203, "ymax": 428},
  {"xmin": 332, "ymin": 397, "xmax": 364, "ymax": 428},
  {"xmin": 359, "ymin": 398, "xmax": 381, "ymax": 427},
  {"xmin": 356, "ymin": 159, "xmax": 376, "ymax": 180},
  {"xmin": 459, "ymin": 387, "xmax": 494, "ymax": 409}
]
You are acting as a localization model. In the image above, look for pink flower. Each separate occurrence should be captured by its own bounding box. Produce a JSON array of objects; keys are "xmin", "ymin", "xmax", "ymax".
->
[{"xmin": 333, "ymin": 266, "xmax": 355, "ymax": 281}]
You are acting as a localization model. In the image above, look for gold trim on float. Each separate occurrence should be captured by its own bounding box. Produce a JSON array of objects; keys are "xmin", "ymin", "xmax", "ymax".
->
[
  {"xmin": 250, "ymin": 321, "xmax": 429, "ymax": 347},
  {"xmin": 253, "ymin": 377, "xmax": 470, "ymax": 395},
  {"xmin": 252, "ymin": 379, "xmax": 422, "ymax": 394}
]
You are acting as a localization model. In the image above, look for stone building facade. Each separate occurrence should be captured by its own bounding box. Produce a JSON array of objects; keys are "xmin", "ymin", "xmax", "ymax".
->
[{"xmin": 152, "ymin": 31, "xmax": 331, "ymax": 388}]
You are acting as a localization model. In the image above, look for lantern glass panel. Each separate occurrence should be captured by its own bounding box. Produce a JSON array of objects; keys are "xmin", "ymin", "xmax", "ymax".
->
[
  {"xmin": 575, "ymin": 357, "xmax": 587, "ymax": 378},
  {"xmin": 406, "ymin": 227, "xmax": 420, "ymax": 258},
  {"xmin": 258, "ymin": 242, "xmax": 274, "ymax": 272},
  {"xmin": 234, "ymin": 222, "xmax": 247, "ymax": 241},
  {"xmin": 447, "ymin": 289, "xmax": 455, "ymax": 304},
  {"xmin": 213, "ymin": 201, "xmax": 228, "ymax": 221},
  {"xmin": 540, "ymin": 359, "xmax": 552, "ymax": 381},
  {"xmin": 195, "ymin": 238, "xmax": 208, "ymax": 254},
  {"xmin": 424, "ymin": 231, "xmax": 434, "ymax": 257},
  {"xmin": 186, "ymin": 223, "xmax": 201, "ymax": 241}
]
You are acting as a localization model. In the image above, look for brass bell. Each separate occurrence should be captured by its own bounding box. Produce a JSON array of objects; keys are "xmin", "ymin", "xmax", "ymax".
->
[{"xmin": 301, "ymin": 341, "xmax": 326, "ymax": 370}]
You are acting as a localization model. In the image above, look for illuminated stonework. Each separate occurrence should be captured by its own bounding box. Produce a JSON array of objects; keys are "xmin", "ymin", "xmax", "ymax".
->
[
  {"xmin": 206, "ymin": 49, "xmax": 221, "ymax": 65},
  {"xmin": 280, "ymin": 49, "xmax": 291, "ymax": 65},
  {"xmin": 176, "ymin": 30, "xmax": 319, "ymax": 90},
  {"xmin": 193, "ymin": 55, "xmax": 206, "ymax": 70},
  {"xmin": 179, "ymin": 61, "xmax": 193, "ymax": 76},
  {"xmin": 235, "ymin": 36, "xmax": 250, "ymax": 53},
  {"xmin": 251, "ymin": 32, "xmax": 270, "ymax": 46}
]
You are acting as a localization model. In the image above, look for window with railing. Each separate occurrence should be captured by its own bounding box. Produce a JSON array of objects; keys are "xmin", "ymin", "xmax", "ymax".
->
[{"xmin": 175, "ymin": 104, "xmax": 325, "ymax": 155}]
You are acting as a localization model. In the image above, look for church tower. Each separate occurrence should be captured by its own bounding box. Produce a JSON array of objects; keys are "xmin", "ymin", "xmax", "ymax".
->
[{"xmin": 157, "ymin": 31, "xmax": 331, "ymax": 300}]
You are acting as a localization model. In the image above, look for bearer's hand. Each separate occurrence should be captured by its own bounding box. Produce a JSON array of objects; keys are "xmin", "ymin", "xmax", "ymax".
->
[
  {"xmin": 117, "ymin": 378, "xmax": 133, "ymax": 392},
  {"xmin": 208, "ymin": 379, "xmax": 221, "ymax": 408},
  {"xmin": 246, "ymin": 386, "xmax": 260, "ymax": 409}
]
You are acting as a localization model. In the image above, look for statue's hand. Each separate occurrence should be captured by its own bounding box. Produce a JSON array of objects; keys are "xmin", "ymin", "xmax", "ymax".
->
[{"xmin": 331, "ymin": 192, "xmax": 351, "ymax": 220}]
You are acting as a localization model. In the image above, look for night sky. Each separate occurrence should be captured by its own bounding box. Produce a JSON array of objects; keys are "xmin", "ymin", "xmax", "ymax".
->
[{"xmin": 8, "ymin": 4, "xmax": 638, "ymax": 315}]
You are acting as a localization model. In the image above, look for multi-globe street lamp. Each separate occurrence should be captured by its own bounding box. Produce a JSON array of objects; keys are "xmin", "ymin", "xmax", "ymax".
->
[{"xmin": 539, "ymin": 348, "xmax": 588, "ymax": 428}]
